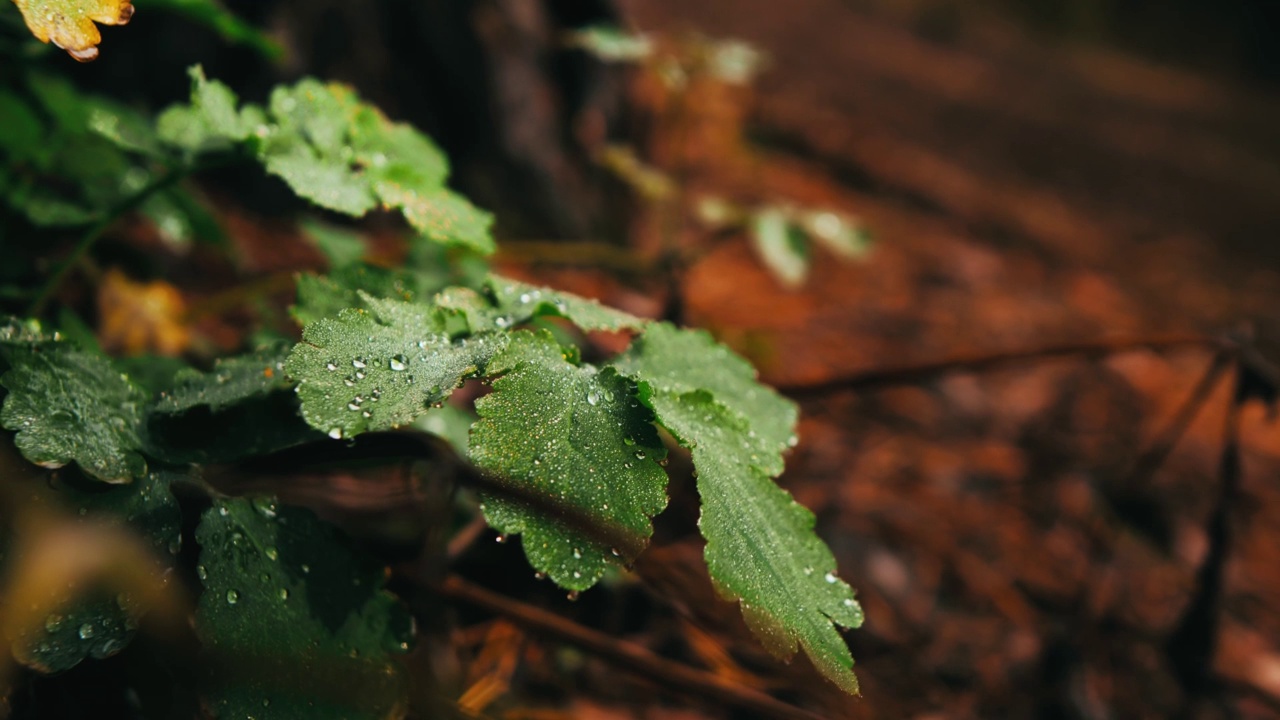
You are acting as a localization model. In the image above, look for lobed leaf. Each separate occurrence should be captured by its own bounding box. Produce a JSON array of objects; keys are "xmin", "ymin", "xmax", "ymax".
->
[
  {"xmin": 0, "ymin": 343, "xmax": 147, "ymax": 483},
  {"xmin": 644, "ymin": 390, "xmax": 862, "ymax": 694},
  {"xmin": 286, "ymin": 295, "xmax": 504, "ymax": 439},
  {"xmin": 470, "ymin": 330, "xmax": 667, "ymax": 590},
  {"xmin": 155, "ymin": 343, "xmax": 292, "ymax": 414},
  {"xmin": 11, "ymin": 0, "xmax": 134, "ymax": 61},
  {"xmin": 612, "ymin": 322, "xmax": 796, "ymax": 455},
  {"xmin": 438, "ymin": 275, "xmax": 649, "ymax": 335},
  {"xmin": 613, "ymin": 323, "xmax": 862, "ymax": 693},
  {"xmin": 194, "ymin": 498, "xmax": 412, "ymax": 720}
]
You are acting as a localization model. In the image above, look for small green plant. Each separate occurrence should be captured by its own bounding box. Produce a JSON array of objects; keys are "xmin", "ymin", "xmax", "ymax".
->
[{"xmin": 0, "ymin": 3, "xmax": 864, "ymax": 714}]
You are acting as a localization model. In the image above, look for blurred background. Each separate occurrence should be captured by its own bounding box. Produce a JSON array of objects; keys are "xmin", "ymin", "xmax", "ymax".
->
[{"xmin": 15, "ymin": 0, "xmax": 1280, "ymax": 718}]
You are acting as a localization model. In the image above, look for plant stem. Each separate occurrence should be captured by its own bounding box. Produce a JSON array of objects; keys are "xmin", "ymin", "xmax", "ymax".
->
[{"xmin": 27, "ymin": 166, "xmax": 188, "ymax": 318}]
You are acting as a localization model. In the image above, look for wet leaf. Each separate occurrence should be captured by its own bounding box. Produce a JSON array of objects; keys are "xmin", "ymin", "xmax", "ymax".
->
[
  {"xmin": 2, "ymin": 471, "xmax": 182, "ymax": 673},
  {"xmin": 470, "ymin": 330, "xmax": 668, "ymax": 590},
  {"xmin": 286, "ymin": 295, "xmax": 505, "ymax": 439},
  {"xmin": 613, "ymin": 323, "xmax": 862, "ymax": 694},
  {"xmin": 12, "ymin": 0, "xmax": 135, "ymax": 61},
  {"xmin": 155, "ymin": 344, "xmax": 292, "ymax": 414},
  {"xmin": 0, "ymin": 341, "xmax": 147, "ymax": 483},
  {"xmin": 438, "ymin": 275, "xmax": 649, "ymax": 335},
  {"xmin": 147, "ymin": 345, "xmax": 320, "ymax": 464},
  {"xmin": 565, "ymin": 25, "xmax": 654, "ymax": 62},
  {"xmin": 195, "ymin": 498, "xmax": 412, "ymax": 720}
]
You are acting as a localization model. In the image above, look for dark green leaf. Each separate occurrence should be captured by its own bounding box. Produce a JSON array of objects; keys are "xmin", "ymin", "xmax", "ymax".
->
[
  {"xmin": 470, "ymin": 330, "xmax": 667, "ymax": 590},
  {"xmin": 195, "ymin": 498, "xmax": 412, "ymax": 719},
  {"xmin": 0, "ymin": 343, "xmax": 147, "ymax": 483},
  {"xmin": 155, "ymin": 344, "xmax": 292, "ymax": 414}
]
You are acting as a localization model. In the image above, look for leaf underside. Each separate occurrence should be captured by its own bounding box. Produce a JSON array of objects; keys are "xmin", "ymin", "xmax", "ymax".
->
[
  {"xmin": 470, "ymin": 330, "xmax": 668, "ymax": 590},
  {"xmin": 194, "ymin": 498, "xmax": 412, "ymax": 720}
]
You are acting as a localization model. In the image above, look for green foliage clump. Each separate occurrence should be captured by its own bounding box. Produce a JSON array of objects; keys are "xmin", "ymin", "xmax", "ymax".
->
[{"xmin": 0, "ymin": 4, "xmax": 864, "ymax": 715}]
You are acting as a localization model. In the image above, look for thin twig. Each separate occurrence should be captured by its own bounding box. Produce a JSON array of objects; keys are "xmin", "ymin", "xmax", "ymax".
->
[
  {"xmin": 779, "ymin": 333, "xmax": 1223, "ymax": 397},
  {"xmin": 433, "ymin": 575, "xmax": 830, "ymax": 720}
]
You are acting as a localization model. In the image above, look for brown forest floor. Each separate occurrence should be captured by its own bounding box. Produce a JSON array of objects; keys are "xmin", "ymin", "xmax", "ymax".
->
[{"xmin": 468, "ymin": 1, "xmax": 1280, "ymax": 718}]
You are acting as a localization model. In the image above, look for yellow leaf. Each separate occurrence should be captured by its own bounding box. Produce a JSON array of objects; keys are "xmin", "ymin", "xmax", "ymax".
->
[
  {"xmin": 97, "ymin": 269, "xmax": 191, "ymax": 357},
  {"xmin": 11, "ymin": 0, "xmax": 134, "ymax": 62}
]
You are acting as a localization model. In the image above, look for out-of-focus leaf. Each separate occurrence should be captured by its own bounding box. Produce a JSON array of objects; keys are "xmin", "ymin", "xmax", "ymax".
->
[
  {"xmin": 750, "ymin": 206, "xmax": 808, "ymax": 289},
  {"xmin": 412, "ymin": 404, "xmax": 474, "ymax": 456},
  {"xmin": 800, "ymin": 209, "xmax": 871, "ymax": 260},
  {"xmin": 85, "ymin": 97, "xmax": 161, "ymax": 156},
  {"xmin": 565, "ymin": 25, "xmax": 654, "ymax": 62},
  {"xmin": 138, "ymin": 0, "xmax": 280, "ymax": 58},
  {"xmin": 0, "ymin": 90, "xmax": 45, "ymax": 161},
  {"xmin": 194, "ymin": 498, "xmax": 413, "ymax": 719},
  {"xmin": 286, "ymin": 295, "xmax": 505, "ymax": 439},
  {"xmin": 0, "ymin": 342, "xmax": 147, "ymax": 483},
  {"xmin": 470, "ymin": 330, "xmax": 668, "ymax": 590},
  {"xmin": 11, "ymin": 0, "xmax": 134, "ymax": 61},
  {"xmin": 301, "ymin": 218, "xmax": 366, "ymax": 269},
  {"xmin": 2, "ymin": 471, "xmax": 182, "ymax": 673},
  {"xmin": 96, "ymin": 268, "xmax": 191, "ymax": 357}
]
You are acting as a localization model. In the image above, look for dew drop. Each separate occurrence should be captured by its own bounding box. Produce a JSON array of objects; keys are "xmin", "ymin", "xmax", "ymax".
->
[
  {"xmin": 586, "ymin": 390, "xmax": 601, "ymax": 406},
  {"xmin": 78, "ymin": 623, "xmax": 96, "ymax": 640},
  {"xmin": 534, "ymin": 572, "xmax": 546, "ymax": 580},
  {"xmin": 197, "ymin": 564, "xmax": 208, "ymax": 580},
  {"xmin": 389, "ymin": 354, "xmax": 408, "ymax": 371},
  {"xmin": 803, "ymin": 566, "xmax": 814, "ymax": 576},
  {"xmin": 343, "ymin": 377, "xmax": 356, "ymax": 387},
  {"xmin": 572, "ymin": 548, "xmax": 582, "ymax": 559},
  {"xmin": 566, "ymin": 590, "xmax": 580, "ymax": 601},
  {"xmin": 226, "ymin": 590, "xmax": 240, "ymax": 605},
  {"xmin": 634, "ymin": 450, "xmax": 646, "ymax": 460},
  {"xmin": 843, "ymin": 599, "xmax": 856, "ymax": 607},
  {"xmin": 495, "ymin": 534, "xmax": 507, "ymax": 544},
  {"xmin": 347, "ymin": 402, "xmax": 361, "ymax": 411},
  {"xmin": 325, "ymin": 361, "xmax": 338, "ymax": 372},
  {"xmin": 328, "ymin": 428, "xmax": 343, "ymax": 440},
  {"xmin": 278, "ymin": 589, "xmax": 289, "ymax": 601},
  {"xmin": 44, "ymin": 615, "xmax": 63, "ymax": 633},
  {"xmin": 494, "ymin": 315, "xmax": 513, "ymax": 329},
  {"xmin": 265, "ymin": 547, "xmax": 279, "ymax": 561},
  {"xmin": 519, "ymin": 293, "xmax": 532, "ymax": 303},
  {"xmin": 824, "ymin": 572, "xmax": 837, "ymax": 584},
  {"xmin": 352, "ymin": 358, "xmax": 367, "ymax": 369},
  {"xmin": 355, "ymin": 371, "xmax": 365, "ymax": 380},
  {"xmin": 301, "ymin": 564, "xmax": 311, "ymax": 574}
]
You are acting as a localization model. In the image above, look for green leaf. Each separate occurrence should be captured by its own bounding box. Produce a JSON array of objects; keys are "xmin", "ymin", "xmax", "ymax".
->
[
  {"xmin": 195, "ymin": 498, "xmax": 412, "ymax": 719},
  {"xmin": 157, "ymin": 65, "xmax": 256, "ymax": 152},
  {"xmin": 412, "ymin": 404, "xmax": 475, "ymax": 456},
  {"xmin": 613, "ymin": 323, "xmax": 862, "ymax": 694},
  {"xmin": 301, "ymin": 218, "xmax": 367, "ymax": 269},
  {"xmin": 0, "ymin": 90, "xmax": 45, "ymax": 161},
  {"xmin": 750, "ymin": 206, "xmax": 809, "ymax": 289},
  {"xmin": 5, "ymin": 471, "xmax": 182, "ymax": 673},
  {"xmin": 470, "ymin": 330, "xmax": 668, "ymax": 591},
  {"xmin": 565, "ymin": 25, "xmax": 654, "ymax": 62},
  {"xmin": 644, "ymin": 391, "xmax": 862, "ymax": 693},
  {"xmin": 85, "ymin": 97, "xmax": 162, "ymax": 156},
  {"xmin": 380, "ymin": 186, "xmax": 494, "ymax": 254},
  {"xmin": 438, "ymin": 276, "xmax": 648, "ymax": 335},
  {"xmin": 156, "ymin": 344, "xmax": 292, "ymax": 414},
  {"xmin": 286, "ymin": 295, "xmax": 505, "ymax": 439},
  {"xmin": 139, "ymin": 0, "xmax": 281, "ymax": 58},
  {"xmin": 147, "ymin": 346, "xmax": 320, "ymax": 464},
  {"xmin": 0, "ymin": 343, "xmax": 147, "ymax": 483},
  {"xmin": 613, "ymin": 323, "xmax": 796, "ymax": 455}
]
